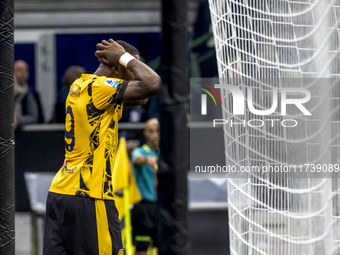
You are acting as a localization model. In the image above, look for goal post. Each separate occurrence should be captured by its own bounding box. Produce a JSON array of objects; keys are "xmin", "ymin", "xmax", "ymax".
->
[
  {"xmin": 208, "ymin": 1, "xmax": 340, "ymax": 254},
  {"xmin": 0, "ymin": 1, "xmax": 15, "ymax": 254}
]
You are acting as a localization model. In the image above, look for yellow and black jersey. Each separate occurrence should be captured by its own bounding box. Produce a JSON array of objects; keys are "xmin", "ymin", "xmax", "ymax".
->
[{"xmin": 49, "ymin": 74, "xmax": 128, "ymax": 200}]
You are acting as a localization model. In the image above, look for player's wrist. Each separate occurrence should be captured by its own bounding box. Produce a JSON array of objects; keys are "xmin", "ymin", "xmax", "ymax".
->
[{"xmin": 119, "ymin": 52, "xmax": 135, "ymax": 67}]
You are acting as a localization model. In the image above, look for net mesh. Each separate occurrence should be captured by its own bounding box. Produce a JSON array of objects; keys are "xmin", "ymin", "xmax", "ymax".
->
[{"xmin": 208, "ymin": 0, "xmax": 340, "ymax": 254}]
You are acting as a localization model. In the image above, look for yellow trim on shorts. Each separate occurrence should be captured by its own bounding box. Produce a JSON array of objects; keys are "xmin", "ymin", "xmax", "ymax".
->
[{"xmin": 95, "ymin": 200, "xmax": 112, "ymax": 255}]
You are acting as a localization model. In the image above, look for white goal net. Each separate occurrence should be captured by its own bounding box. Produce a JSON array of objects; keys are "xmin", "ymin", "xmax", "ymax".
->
[{"xmin": 208, "ymin": 0, "xmax": 340, "ymax": 254}]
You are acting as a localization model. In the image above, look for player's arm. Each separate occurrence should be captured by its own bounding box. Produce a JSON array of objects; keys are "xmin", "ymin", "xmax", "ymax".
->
[
  {"xmin": 95, "ymin": 39, "xmax": 160, "ymax": 102},
  {"xmin": 123, "ymin": 98, "xmax": 148, "ymax": 106},
  {"xmin": 134, "ymin": 155, "xmax": 157, "ymax": 167}
]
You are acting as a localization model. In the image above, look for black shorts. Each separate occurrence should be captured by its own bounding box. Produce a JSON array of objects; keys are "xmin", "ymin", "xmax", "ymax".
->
[
  {"xmin": 43, "ymin": 192, "xmax": 123, "ymax": 255},
  {"xmin": 131, "ymin": 200, "xmax": 158, "ymax": 251}
]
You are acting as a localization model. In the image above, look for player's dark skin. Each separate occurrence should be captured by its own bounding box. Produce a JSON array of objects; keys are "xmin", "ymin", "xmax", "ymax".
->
[
  {"xmin": 95, "ymin": 39, "xmax": 160, "ymax": 106},
  {"xmin": 95, "ymin": 39, "xmax": 160, "ymax": 255}
]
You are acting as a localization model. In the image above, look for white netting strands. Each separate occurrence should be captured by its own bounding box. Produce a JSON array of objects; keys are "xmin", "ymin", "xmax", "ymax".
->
[{"xmin": 208, "ymin": 0, "xmax": 340, "ymax": 254}]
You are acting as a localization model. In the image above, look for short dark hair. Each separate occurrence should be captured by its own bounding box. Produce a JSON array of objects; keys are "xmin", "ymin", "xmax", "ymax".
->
[{"xmin": 116, "ymin": 40, "xmax": 140, "ymax": 57}]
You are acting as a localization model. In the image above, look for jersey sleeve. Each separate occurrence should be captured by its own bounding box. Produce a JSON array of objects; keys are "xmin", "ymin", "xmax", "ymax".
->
[{"xmin": 92, "ymin": 77, "xmax": 128, "ymax": 109}]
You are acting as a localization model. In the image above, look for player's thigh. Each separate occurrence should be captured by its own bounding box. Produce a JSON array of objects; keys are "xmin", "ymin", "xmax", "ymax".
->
[
  {"xmin": 59, "ymin": 195, "xmax": 99, "ymax": 255},
  {"xmin": 95, "ymin": 199, "xmax": 123, "ymax": 255},
  {"xmin": 132, "ymin": 201, "xmax": 154, "ymax": 250},
  {"xmin": 43, "ymin": 193, "xmax": 122, "ymax": 255},
  {"xmin": 43, "ymin": 192, "xmax": 68, "ymax": 255},
  {"xmin": 131, "ymin": 201, "xmax": 149, "ymax": 235},
  {"xmin": 147, "ymin": 202, "xmax": 158, "ymax": 247}
]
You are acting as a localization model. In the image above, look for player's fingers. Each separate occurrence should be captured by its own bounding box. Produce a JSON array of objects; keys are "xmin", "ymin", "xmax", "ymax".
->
[
  {"xmin": 95, "ymin": 51, "xmax": 102, "ymax": 60},
  {"xmin": 95, "ymin": 50, "xmax": 101, "ymax": 57},
  {"xmin": 101, "ymin": 40, "xmax": 109, "ymax": 45},
  {"xmin": 96, "ymin": 56, "xmax": 109, "ymax": 65},
  {"xmin": 95, "ymin": 50, "xmax": 105, "ymax": 57},
  {"xmin": 96, "ymin": 43, "xmax": 106, "ymax": 50},
  {"xmin": 95, "ymin": 51, "xmax": 108, "ymax": 62},
  {"xmin": 108, "ymin": 38, "xmax": 114, "ymax": 43}
]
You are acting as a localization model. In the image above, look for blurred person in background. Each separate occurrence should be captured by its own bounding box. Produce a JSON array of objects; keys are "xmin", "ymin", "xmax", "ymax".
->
[
  {"xmin": 51, "ymin": 65, "xmax": 86, "ymax": 123},
  {"xmin": 14, "ymin": 59, "xmax": 44, "ymax": 127},
  {"xmin": 14, "ymin": 65, "xmax": 39, "ymax": 129},
  {"xmin": 131, "ymin": 118, "xmax": 159, "ymax": 255}
]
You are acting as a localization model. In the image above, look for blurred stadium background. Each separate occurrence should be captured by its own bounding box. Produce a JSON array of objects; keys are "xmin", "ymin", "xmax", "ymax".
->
[{"xmin": 13, "ymin": 0, "xmax": 229, "ymax": 255}]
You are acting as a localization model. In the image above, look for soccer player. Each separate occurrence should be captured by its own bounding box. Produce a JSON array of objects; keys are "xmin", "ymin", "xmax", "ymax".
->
[
  {"xmin": 43, "ymin": 39, "xmax": 160, "ymax": 255},
  {"xmin": 131, "ymin": 118, "xmax": 159, "ymax": 255}
]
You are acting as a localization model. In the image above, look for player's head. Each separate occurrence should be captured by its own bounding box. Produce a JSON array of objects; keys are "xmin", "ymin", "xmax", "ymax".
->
[
  {"xmin": 116, "ymin": 40, "xmax": 140, "ymax": 57},
  {"xmin": 14, "ymin": 60, "xmax": 29, "ymax": 85},
  {"xmin": 144, "ymin": 118, "xmax": 160, "ymax": 150},
  {"xmin": 96, "ymin": 40, "xmax": 141, "ymax": 80},
  {"xmin": 115, "ymin": 40, "xmax": 140, "ymax": 80},
  {"xmin": 97, "ymin": 40, "xmax": 141, "ymax": 80}
]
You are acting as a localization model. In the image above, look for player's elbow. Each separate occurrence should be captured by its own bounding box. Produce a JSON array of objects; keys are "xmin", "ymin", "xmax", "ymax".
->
[
  {"xmin": 139, "ymin": 98, "xmax": 149, "ymax": 105},
  {"xmin": 140, "ymin": 74, "xmax": 160, "ymax": 98},
  {"xmin": 124, "ymin": 98, "xmax": 148, "ymax": 106},
  {"xmin": 148, "ymin": 74, "xmax": 161, "ymax": 97}
]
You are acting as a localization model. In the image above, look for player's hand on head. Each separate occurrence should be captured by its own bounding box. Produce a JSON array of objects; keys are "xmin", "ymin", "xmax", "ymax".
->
[{"xmin": 95, "ymin": 39, "xmax": 126, "ymax": 66}]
